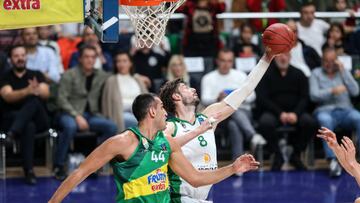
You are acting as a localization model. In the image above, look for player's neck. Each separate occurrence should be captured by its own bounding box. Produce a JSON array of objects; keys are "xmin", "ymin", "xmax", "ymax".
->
[
  {"xmin": 175, "ymin": 105, "xmax": 196, "ymax": 123},
  {"xmin": 137, "ymin": 122, "xmax": 159, "ymax": 140}
]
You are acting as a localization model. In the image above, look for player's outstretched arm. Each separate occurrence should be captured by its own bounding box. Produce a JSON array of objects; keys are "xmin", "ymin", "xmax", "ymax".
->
[
  {"xmin": 202, "ymin": 50, "xmax": 275, "ymax": 124},
  {"xmin": 340, "ymin": 136, "xmax": 360, "ymax": 186},
  {"xmin": 167, "ymin": 135, "xmax": 259, "ymax": 187},
  {"xmin": 165, "ymin": 116, "xmax": 218, "ymax": 147},
  {"xmin": 48, "ymin": 133, "xmax": 130, "ymax": 203},
  {"xmin": 317, "ymin": 127, "xmax": 357, "ymax": 177}
]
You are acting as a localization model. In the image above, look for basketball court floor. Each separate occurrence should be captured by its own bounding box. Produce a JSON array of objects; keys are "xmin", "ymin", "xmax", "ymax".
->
[{"xmin": 1, "ymin": 170, "xmax": 359, "ymax": 203}]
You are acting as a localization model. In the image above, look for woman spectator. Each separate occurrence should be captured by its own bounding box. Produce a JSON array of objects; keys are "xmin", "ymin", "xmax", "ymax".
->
[
  {"xmin": 232, "ymin": 23, "xmax": 261, "ymax": 58},
  {"xmin": 102, "ymin": 52, "xmax": 148, "ymax": 131},
  {"xmin": 166, "ymin": 55, "xmax": 201, "ymax": 95},
  {"xmin": 323, "ymin": 23, "xmax": 350, "ymax": 56}
]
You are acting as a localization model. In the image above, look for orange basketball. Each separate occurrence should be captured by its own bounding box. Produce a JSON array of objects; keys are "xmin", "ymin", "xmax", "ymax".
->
[{"xmin": 262, "ymin": 23, "xmax": 296, "ymax": 55}]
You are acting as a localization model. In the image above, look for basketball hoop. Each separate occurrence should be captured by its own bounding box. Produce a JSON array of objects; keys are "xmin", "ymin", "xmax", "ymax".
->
[{"xmin": 119, "ymin": 0, "xmax": 185, "ymax": 48}]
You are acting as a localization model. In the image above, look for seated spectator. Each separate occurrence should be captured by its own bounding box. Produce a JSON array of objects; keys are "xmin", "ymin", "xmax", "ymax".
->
[
  {"xmin": 310, "ymin": 47, "xmax": 360, "ymax": 177},
  {"xmin": 21, "ymin": 28, "xmax": 61, "ymax": 83},
  {"xmin": 232, "ymin": 23, "xmax": 261, "ymax": 58},
  {"xmin": 54, "ymin": 45, "xmax": 117, "ymax": 180},
  {"xmin": 37, "ymin": 26, "xmax": 64, "ymax": 74},
  {"xmin": 166, "ymin": 55, "xmax": 201, "ymax": 94},
  {"xmin": 132, "ymin": 45, "xmax": 167, "ymax": 92},
  {"xmin": 256, "ymin": 53, "xmax": 317, "ymax": 171},
  {"xmin": 323, "ymin": 22, "xmax": 351, "ymax": 56},
  {"xmin": 297, "ymin": 2, "xmax": 330, "ymax": 56},
  {"xmin": 328, "ymin": 0, "xmax": 357, "ymax": 34},
  {"xmin": 246, "ymin": 0, "xmax": 286, "ymax": 32},
  {"xmin": 68, "ymin": 27, "xmax": 113, "ymax": 72},
  {"xmin": 130, "ymin": 35, "xmax": 171, "ymax": 59},
  {"xmin": 287, "ymin": 19, "xmax": 321, "ymax": 77},
  {"xmin": 102, "ymin": 52, "xmax": 148, "ymax": 131},
  {"xmin": 0, "ymin": 30, "xmax": 22, "ymax": 53},
  {"xmin": 0, "ymin": 45, "xmax": 50, "ymax": 185},
  {"xmin": 201, "ymin": 49, "xmax": 266, "ymax": 161},
  {"xmin": 178, "ymin": 0, "xmax": 225, "ymax": 57}
]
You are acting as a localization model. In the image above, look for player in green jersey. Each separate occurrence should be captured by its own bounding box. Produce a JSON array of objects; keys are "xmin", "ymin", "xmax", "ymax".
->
[{"xmin": 48, "ymin": 93, "xmax": 260, "ymax": 203}]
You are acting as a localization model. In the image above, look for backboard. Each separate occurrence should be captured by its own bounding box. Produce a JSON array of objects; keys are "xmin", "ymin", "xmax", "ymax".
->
[{"xmin": 84, "ymin": 0, "xmax": 119, "ymax": 43}]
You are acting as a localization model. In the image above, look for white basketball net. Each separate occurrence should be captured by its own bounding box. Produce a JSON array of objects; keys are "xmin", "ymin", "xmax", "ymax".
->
[{"xmin": 121, "ymin": 0, "xmax": 185, "ymax": 48}]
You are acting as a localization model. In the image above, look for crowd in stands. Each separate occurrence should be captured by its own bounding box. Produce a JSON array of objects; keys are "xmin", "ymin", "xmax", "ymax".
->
[{"xmin": 0, "ymin": 0, "xmax": 360, "ymax": 185}]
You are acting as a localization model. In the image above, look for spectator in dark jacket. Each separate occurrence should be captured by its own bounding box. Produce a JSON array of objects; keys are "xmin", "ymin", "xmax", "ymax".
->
[
  {"xmin": 287, "ymin": 20, "xmax": 321, "ymax": 77},
  {"xmin": 256, "ymin": 53, "xmax": 317, "ymax": 171}
]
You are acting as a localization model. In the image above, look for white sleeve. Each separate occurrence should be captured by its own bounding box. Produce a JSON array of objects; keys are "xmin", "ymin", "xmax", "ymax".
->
[{"xmin": 224, "ymin": 59, "xmax": 270, "ymax": 110}]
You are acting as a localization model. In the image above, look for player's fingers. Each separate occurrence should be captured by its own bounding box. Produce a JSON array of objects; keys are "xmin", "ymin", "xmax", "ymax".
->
[
  {"xmin": 343, "ymin": 137, "xmax": 355, "ymax": 149},
  {"xmin": 341, "ymin": 138, "xmax": 351, "ymax": 150},
  {"xmin": 340, "ymin": 143, "xmax": 348, "ymax": 153}
]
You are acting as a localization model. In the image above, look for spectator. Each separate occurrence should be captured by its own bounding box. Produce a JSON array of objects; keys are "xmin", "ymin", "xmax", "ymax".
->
[
  {"xmin": 68, "ymin": 27, "xmax": 113, "ymax": 72},
  {"xmin": 178, "ymin": 0, "xmax": 225, "ymax": 57},
  {"xmin": 287, "ymin": 19, "xmax": 321, "ymax": 77},
  {"xmin": 102, "ymin": 52, "xmax": 148, "ymax": 131},
  {"xmin": 297, "ymin": 2, "xmax": 330, "ymax": 56},
  {"xmin": 328, "ymin": 0, "xmax": 357, "ymax": 34},
  {"xmin": 0, "ymin": 45, "xmax": 50, "ymax": 185},
  {"xmin": 201, "ymin": 49, "xmax": 266, "ymax": 160},
  {"xmin": 232, "ymin": 23, "xmax": 261, "ymax": 58},
  {"xmin": 231, "ymin": 0, "xmax": 247, "ymax": 32},
  {"xmin": 37, "ymin": 26, "xmax": 64, "ymax": 74},
  {"xmin": 130, "ymin": 35, "xmax": 171, "ymax": 59},
  {"xmin": 310, "ymin": 47, "xmax": 360, "ymax": 177},
  {"xmin": 256, "ymin": 53, "xmax": 317, "ymax": 171},
  {"xmin": 246, "ymin": 0, "xmax": 286, "ymax": 32},
  {"xmin": 0, "ymin": 30, "xmax": 22, "ymax": 53},
  {"xmin": 166, "ymin": 55, "xmax": 201, "ymax": 95},
  {"xmin": 21, "ymin": 28, "xmax": 61, "ymax": 83},
  {"xmin": 323, "ymin": 22, "xmax": 351, "ymax": 56},
  {"xmin": 132, "ymin": 45, "xmax": 167, "ymax": 93},
  {"xmin": 54, "ymin": 45, "xmax": 117, "ymax": 180}
]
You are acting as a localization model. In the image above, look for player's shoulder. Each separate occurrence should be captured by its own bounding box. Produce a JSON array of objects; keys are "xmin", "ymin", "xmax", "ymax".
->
[
  {"xmin": 164, "ymin": 121, "xmax": 176, "ymax": 137},
  {"xmin": 109, "ymin": 130, "xmax": 138, "ymax": 147}
]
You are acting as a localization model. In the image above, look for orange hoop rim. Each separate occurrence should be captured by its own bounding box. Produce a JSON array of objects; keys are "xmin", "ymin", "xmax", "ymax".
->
[{"xmin": 119, "ymin": 0, "xmax": 163, "ymax": 6}]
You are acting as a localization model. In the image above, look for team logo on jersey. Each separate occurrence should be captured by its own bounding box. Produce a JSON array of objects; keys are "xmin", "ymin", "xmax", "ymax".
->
[
  {"xmin": 147, "ymin": 169, "xmax": 167, "ymax": 192},
  {"xmin": 198, "ymin": 117, "xmax": 205, "ymax": 124},
  {"xmin": 203, "ymin": 153, "xmax": 211, "ymax": 164},
  {"xmin": 160, "ymin": 143, "xmax": 167, "ymax": 152}
]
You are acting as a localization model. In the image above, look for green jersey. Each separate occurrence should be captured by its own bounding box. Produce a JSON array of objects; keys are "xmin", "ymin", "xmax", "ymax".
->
[{"xmin": 111, "ymin": 127, "xmax": 172, "ymax": 203}]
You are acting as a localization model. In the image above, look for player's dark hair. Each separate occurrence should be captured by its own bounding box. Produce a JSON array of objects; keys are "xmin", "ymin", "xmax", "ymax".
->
[
  {"xmin": 132, "ymin": 93, "xmax": 157, "ymax": 122},
  {"xmin": 79, "ymin": 44, "xmax": 97, "ymax": 57},
  {"xmin": 159, "ymin": 78, "xmax": 184, "ymax": 115},
  {"xmin": 8, "ymin": 44, "xmax": 26, "ymax": 58}
]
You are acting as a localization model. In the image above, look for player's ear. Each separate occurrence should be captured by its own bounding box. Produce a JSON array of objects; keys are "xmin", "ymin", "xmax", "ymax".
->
[
  {"xmin": 149, "ymin": 105, "xmax": 156, "ymax": 118},
  {"xmin": 171, "ymin": 92, "xmax": 181, "ymax": 101}
]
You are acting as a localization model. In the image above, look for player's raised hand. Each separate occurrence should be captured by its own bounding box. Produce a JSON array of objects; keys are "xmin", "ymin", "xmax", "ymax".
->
[
  {"xmin": 232, "ymin": 154, "xmax": 260, "ymax": 173},
  {"xmin": 341, "ymin": 136, "xmax": 358, "ymax": 168},
  {"xmin": 317, "ymin": 127, "xmax": 339, "ymax": 150}
]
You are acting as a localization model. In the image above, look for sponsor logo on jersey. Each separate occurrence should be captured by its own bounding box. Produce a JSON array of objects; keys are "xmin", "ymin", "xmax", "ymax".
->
[
  {"xmin": 147, "ymin": 169, "xmax": 167, "ymax": 192},
  {"xmin": 181, "ymin": 122, "xmax": 186, "ymax": 129},
  {"xmin": 203, "ymin": 153, "xmax": 211, "ymax": 164},
  {"xmin": 142, "ymin": 137, "xmax": 149, "ymax": 149}
]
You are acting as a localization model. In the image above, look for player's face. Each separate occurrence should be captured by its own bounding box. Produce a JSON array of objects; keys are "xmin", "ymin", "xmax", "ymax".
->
[
  {"xmin": 79, "ymin": 48, "xmax": 97, "ymax": 72},
  {"xmin": 10, "ymin": 47, "xmax": 27, "ymax": 72},
  {"xmin": 154, "ymin": 97, "xmax": 168, "ymax": 130},
  {"xmin": 301, "ymin": 5, "xmax": 315, "ymax": 26},
  {"xmin": 177, "ymin": 83, "xmax": 200, "ymax": 107},
  {"xmin": 217, "ymin": 51, "xmax": 234, "ymax": 75},
  {"xmin": 22, "ymin": 28, "xmax": 39, "ymax": 47}
]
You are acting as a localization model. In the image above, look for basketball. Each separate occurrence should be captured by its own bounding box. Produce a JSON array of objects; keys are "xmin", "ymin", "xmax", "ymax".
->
[{"xmin": 262, "ymin": 23, "xmax": 296, "ymax": 55}]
